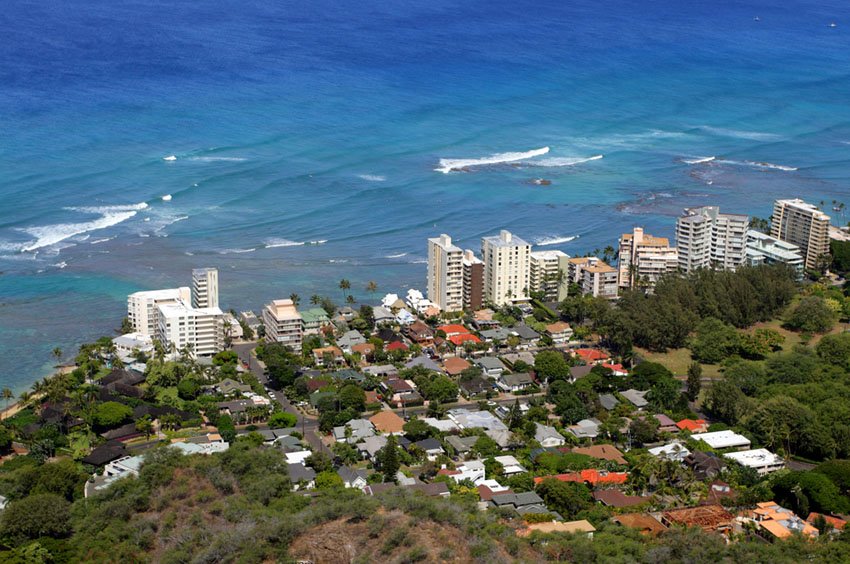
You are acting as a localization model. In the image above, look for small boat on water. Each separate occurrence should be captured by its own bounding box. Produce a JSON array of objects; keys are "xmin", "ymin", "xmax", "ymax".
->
[{"xmin": 829, "ymin": 22, "xmax": 837, "ymax": 28}]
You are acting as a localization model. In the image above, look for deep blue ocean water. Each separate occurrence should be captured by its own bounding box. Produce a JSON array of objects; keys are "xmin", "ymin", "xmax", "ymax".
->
[{"xmin": 1, "ymin": 0, "xmax": 849, "ymax": 392}]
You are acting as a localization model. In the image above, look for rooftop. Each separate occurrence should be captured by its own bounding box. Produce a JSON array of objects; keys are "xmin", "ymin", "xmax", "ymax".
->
[{"xmin": 266, "ymin": 299, "xmax": 301, "ymax": 320}]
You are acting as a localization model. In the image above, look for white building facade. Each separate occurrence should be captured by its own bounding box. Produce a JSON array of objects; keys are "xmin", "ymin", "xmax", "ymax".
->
[
  {"xmin": 127, "ymin": 287, "xmax": 191, "ymax": 335},
  {"xmin": 427, "ymin": 234, "xmax": 464, "ymax": 312},
  {"xmin": 191, "ymin": 267, "xmax": 219, "ymax": 309},
  {"xmin": 263, "ymin": 299, "xmax": 303, "ymax": 352},
  {"xmin": 530, "ymin": 250, "xmax": 570, "ymax": 301},
  {"xmin": 482, "ymin": 230, "xmax": 531, "ymax": 306},
  {"xmin": 676, "ymin": 207, "xmax": 749, "ymax": 274}
]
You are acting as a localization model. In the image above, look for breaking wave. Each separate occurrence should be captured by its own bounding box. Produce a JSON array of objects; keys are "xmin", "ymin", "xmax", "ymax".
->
[
  {"xmin": 682, "ymin": 156, "xmax": 716, "ymax": 165},
  {"xmin": 358, "ymin": 174, "xmax": 386, "ymax": 182},
  {"xmin": 436, "ymin": 147, "xmax": 550, "ymax": 173},
  {"xmin": 697, "ymin": 126, "xmax": 781, "ymax": 141},
  {"xmin": 218, "ymin": 248, "xmax": 257, "ymax": 255},
  {"xmin": 264, "ymin": 238, "xmax": 328, "ymax": 248},
  {"xmin": 18, "ymin": 203, "xmax": 148, "ymax": 253},
  {"xmin": 535, "ymin": 235, "xmax": 580, "ymax": 246},
  {"xmin": 716, "ymin": 159, "xmax": 797, "ymax": 171},
  {"xmin": 524, "ymin": 155, "xmax": 603, "ymax": 167},
  {"xmin": 384, "ymin": 252, "xmax": 408, "ymax": 259}
]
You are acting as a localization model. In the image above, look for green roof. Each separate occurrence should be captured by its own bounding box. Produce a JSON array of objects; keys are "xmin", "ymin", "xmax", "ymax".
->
[{"xmin": 302, "ymin": 308, "xmax": 330, "ymax": 324}]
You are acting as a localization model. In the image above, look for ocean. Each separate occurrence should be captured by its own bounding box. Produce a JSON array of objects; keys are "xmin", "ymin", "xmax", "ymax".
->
[{"xmin": 1, "ymin": 0, "xmax": 849, "ymax": 393}]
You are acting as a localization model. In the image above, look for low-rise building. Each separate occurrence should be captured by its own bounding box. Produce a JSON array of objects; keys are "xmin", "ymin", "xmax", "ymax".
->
[
  {"xmin": 723, "ymin": 449, "xmax": 784, "ymax": 475},
  {"xmin": 618, "ymin": 227, "xmax": 678, "ymax": 290},
  {"xmin": 566, "ymin": 418, "xmax": 601, "ymax": 439},
  {"xmin": 301, "ymin": 307, "xmax": 331, "ymax": 335},
  {"xmin": 546, "ymin": 321, "xmax": 573, "ymax": 345},
  {"xmin": 534, "ymin": 423, "xmax": 565, "ymax": 447},
  {"xmin": 691, "ymin": 430, "xmax": 751, "ymax": 450},
  {"xmin": 751, "ymin": 502, "xmax": 818, "ymax": 541},
  {"xmin": 660, "ymin": 505, "xmax": 733, "ymax": 533},
  {"xmin": 475, "ymin": 356, "xmax": 506, "ymax": 378},
  {"xmin": 746, "ymin": 230, "xmax": 805, "ymax": 280},
  {"xmin": 496, "ymin": 372, "xmax": 534, "ymax": 393},
  {"xmin": 568, "ymin": 257, "xmax": 618, "ymax": 299},
  {"xmin": 648, "ymin": 441, "xmax": 691, "ymax": 462}
]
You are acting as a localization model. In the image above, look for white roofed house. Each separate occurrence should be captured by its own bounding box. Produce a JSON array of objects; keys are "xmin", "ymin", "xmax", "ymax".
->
[
  {"xmin": 337, "ymin": 330, "xmax": 366, "ymax": 354},
  {"xmin": 691, "ymin": 430, "xmax": 751, "ymax": 450},
  {"xmin": 648, "ymin": 441, "xmax": 691, "ymax": 462},
  {"xmin": 534, "ymin": 423, "xmax": 566, "ymax": 448},
  {"xmin": 567, "ymin": 418, "xmax": 602, "ymax": 440},
  {"xmin": 723, "ymin": 449, "xmax": 785, "ymax": 475}
]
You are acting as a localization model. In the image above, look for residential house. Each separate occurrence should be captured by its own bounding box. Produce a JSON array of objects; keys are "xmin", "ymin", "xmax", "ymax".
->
[
  {"xmin": 494, "ymin": 455, "xmax": 526, "ymax": 476},
  {"xmin": 545, "ymin": 321, "xmax": 574, "ymax": 346},
  {"xmin": 358, "ymin": 435, "xmax": 388, "ymax": 460},
  {"xmin": 691, "ymin": 430, "xmax": 751, "ymax": 450},
  {"xmin": 575, "ymin": 348, "xmax": 609, "ymax": 365},
  {"xmin": 480, "ymin": 327, "xmax": 512, "ymax": 344},
  {"xmin": 287, "ymin": 463, "xmax": 317, "ymax": 490},
  {"xmin": 568, "ymin": 365, "xmax": 593, "ymax": 383},
  {"xmin": 534, "ymin": 470, "xmax": 628, "ymax": 487},
  {"xmin": 598, "ymin": 393, "xmax": 619, "ymax": 411},
  {"xmin": 592, "ymin": 490, "xmax": 650, "ymax": 509},
  {"xmin": 750, "ymin": 502, "xmax": 818, "ymax": 541},
  {"xmin": 337, "ymin": 466, "xmax": 368, "ymax": 489},
  {"xmin": 312, "ymin": 346, "xmax": 344, "ymax": 367},
  {"xmin": 648, "ymin": 441, "xmax": 691, "ymax": 462},
  {"xmin": 440, "ymin": 460, "xmax": 486, "ymax": 485},
  {"xmin": 333, "ymin": 418, "xmax": 375, "ymax": 444},
  {"xmin": 601, "ymin": 363, "xmax": 629, "ymax": 376},
  {"xmin": 351, "ymin": 342, "xmax": 375, "ymax": 359},
  {"xmin": 723, "ymin": 449, "xmax": 784, "ymax": 475},
  {"xmin": 512, "ymin": 325, "xmax": 540, "ymax": 348},
  {"xmin": 613, "ymin": 513, "xmax": 668, "ymax": 536},
  {"xmin": 412, "ymin": 438, "xmax": 444, "ymax": 461},
  {"xmin": 475, "ymin": 356, "xmax": 506, "ymax": 378},
  {"xmin": 459, "ymin": 376, "xmax": 492, "ymax": 397},
  {"xmin": 654, "ymin": 414, "xmax": 679, "ymax": 434},
  {"xmin": 443, "ymin": 356, "xmax": 471, "ymax": 377},
  {"xmin": 385, "ymin": 341, "xmax": 409, "ymax": 354},
  {"xmin": 446, "ymin": 435, "xmax": 478, "ymax": 456},
  {"xmin": 372, "ymin": 306, "xmax": 395, "ymax": 326},
  {"xmin": 806, "ymin": 513, "xmax": 847, "ymax": 534},
  {"xmin": 369, "ymin": 410, "xmax": 406, "ymax": 435},
  {"xmin": 437, "ymin": 324, "xmax": 471, "ymax": 338},
  {"xmin": 567, "ymin": 418, "xmax": 602, "ymax": 439},
  {"xmin": 337, "ymin": 330, "xmax": 366, "ymax": 354},
  {"xmin": 572, "ymin": 445, "xmax": 628, "ymax": 466},
  {"xmin": 660, "ymin": 505, "xmax": 733, "ymax": 533},
  {"xmin": 421, "ymin": 417, "xmax": 459, "ymax": 433},
  {"xmin": 534, "ymin": 423, "xmax": 566, "ymax": 447},
  {"xmin": 405, "ymin": 355, "xmax": 440, "ymax": 372},
  {"xmin": 496, "ymin": 372, "xmax": 534, "ymax": 393},
  {"xmin": 677, "ymin": 419, "xmax": 708, "ymax": 433},
  {"xmin": 620, "ymin": 389, "xmax": 648, "ymax": 409},
  {"xmin": 405, "ymin": 321, "xmax": 434, "ymax": 345},
  {"xmin": 284, "ymin": 450, "xmax": 312, "ymax": 465},
  {"xmin": 684, "ymin": 451, "xmax": 727, "ymax": 480},
  {"xmin": 364, "ymin": 364, "xmax": 398, "ymax": 378},
  {"xmin": 447, "ymin": 409, "xmax": 508, "ymax": 432}
]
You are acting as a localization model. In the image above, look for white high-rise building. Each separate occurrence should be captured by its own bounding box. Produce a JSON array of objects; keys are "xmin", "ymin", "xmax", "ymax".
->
[
  {"xmin": 156, "ymin": 302, "xmax": 225, "ymax": 357},
  {"xmin": 676, "ymin": 207, "xmax": 749, "ymax": 274},
  {"xmin": 263, "ymin": 299, "xmax": 303, "ymax": 352},
  {"xmin": 427, "ymin": 234, "xmax": 464, "ymax": 312},
  {"xmin": 618, "ymin": 227, "xmax": 678, "ymax": 289},
  {"xmin": 127, "ymin": 287, "xmax": 191, "ymax": 335},
  {"xmin": 530, "ymin": 250, "xmax": 570, "ymax": 302},
  {"xmin": 771, "ymin": 199, "xmax": 831, "ymax": 271},
  {"xmin": 192, "ymin": 267, "xmax": 219, "ymax": 309},
  {"xmin": 481, "ymin": 230, "xmax": 531, "ymax": 306}
]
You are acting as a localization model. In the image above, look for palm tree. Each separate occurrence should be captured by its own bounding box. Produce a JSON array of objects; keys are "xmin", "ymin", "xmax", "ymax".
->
[
  {"xmin": 52, "ymin": 347, "xmax": 62, "ymax": 366},
  {"xmin": 346, "ymin": 295, "xmax": 356, "ymax": 305},
  {"xmin": 289, "ymin": 293, "xmax": 300, "ymax": 306},
  {"xmin": 339, "ymin": 279, "xmax": 351, "ymax": 300},
  {"xmin": 366, "ymin": 281, "xmax": 378, "ymax": 295},
  {"xmin": 602, "ymin": 245, "xmax": 615, "ymax": 263},
  {"xmin": 310, "ymin": 294, "xmax": 322, "ymax": 305},
  {"xmin": 1, "ymin": 388, "xmax": 12, "ymax": 419}
]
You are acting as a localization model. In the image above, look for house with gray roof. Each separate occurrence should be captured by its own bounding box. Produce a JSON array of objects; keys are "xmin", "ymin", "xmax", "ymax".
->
[
  {"xmin": 446, "ymin": 435, "xmax": 479, "ymax": 456},
  {"xmin": 372, "ymin": 306, "xmax": 395, "ymax": 326},
  {"xmin": 567, "ymin": 418, "xmax": 602, "ymax": 439},
  {"xmin": 480, "ymin": 328, "xmax": 512, "ymax": 342},
  {"xmin": 569, "ymin": 365, "xmax": 593, "ymax": 383},
  {"xmin": 475, "ymin": 357, "xmax": 506, "ymax": 378},
  {"xmin": 337, "ymin": 330, "xmax": 366, "ymax": 353},
  {"xmin": 412, "ymin": 438, "xmax": 444, "ymax": 461},
  {"xmin": 337, "ymin": 466, "xmax": 368, "ymax": 489},
  {"xmin": 496, "ymin": 372, "xmax": 534, "ymax": 393},
  {"xmin": 599, "ymin": 393, "xmax": 619, "ymax": 411},
  {"xmin": 287, "ymin": 463, "xmax": 317, "ymax": 490},
  {"xmin": 405, "ymin": 355, "xmax": 440, "ymax": 372},
  {"xmin": 358, "ymin": 435, "xmax": 388, "ymax": 460},
  {"xmin": 333, "ymin": 418, "xmax": 375, "ymax": 444},
  {"xmin": 621, "ymin": 389, "xmax": 649, "ymax": 409},
  {"xmin": 534, "ymin": 423, "xmax": 566, "ymax": 447},
  {"xmin": 511, "ymin": 324, "xmax": 540, "ymax": 347}
]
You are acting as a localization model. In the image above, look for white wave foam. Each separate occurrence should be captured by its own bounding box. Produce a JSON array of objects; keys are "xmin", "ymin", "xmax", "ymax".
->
[
  {"xmin": 436, "ymin": 147, "xmax": 550, "ymax": 173},
  {"xmin": 90, "ymin": 236, "xmax": 115, "ymax": 245},
  {"xmin": 716, "ymin": 159, "xmax": 797, "ymax": 171},
  {"xmin": 408, "ymin": 259, "xmax": 428, "ymax": 264},
  {"xmin": 358, "ymin": 174, "xmax": 386, "ymax": 182},
  {"xmin": 184, "ymin": 251, "xmax": 194, "ymax": 256},
  {"xmin": 187, "ymin": 156, "xmax": 247, "ymax": 162},
  {"xmin": 698, "ymin": 126, "xmax": 781, "ymax": 141},
  {"xmin": 53, "ymin": 261, "xmax": 67, "ymax": 269},
  {"xmin": 264, "ymin": 238, "xmax": 327, "ymax": 248},
  {"xmin": 535, "ymin": 235, "xmax": 579, "ymax": 246},
  {"xmin": 218, "ymin": 248, "xmax": 256, "ymax": 254},
  {"xmin": 384, "ymin": 252, "xmax": 408, "ymax": 258},
  {"xmin": 163, "ymin": 155, "xmax": 177, "ymax": 161},
  {"xmin": 682, "ymin": 156, "xmax": 716, "ymax": 165},
  {"xmin": 19, "ymin": 202, "xmax": 146, "ymax": 253},
  {"xmin": 525, "ymin": 155, "xmax": 603, "ymax": 167},
  {"xmin": 329, "ymin": 259, "xmax": 349, "ymax": 263}
]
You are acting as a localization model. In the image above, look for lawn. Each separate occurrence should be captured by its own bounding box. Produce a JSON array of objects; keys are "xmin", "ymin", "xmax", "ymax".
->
[{"xmin": 635, "ymin": 347, "xmax": 722, "ymax": 379}]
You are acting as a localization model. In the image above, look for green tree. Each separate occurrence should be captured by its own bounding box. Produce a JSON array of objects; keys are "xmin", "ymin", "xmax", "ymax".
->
[
  {"xmin": 647, "ymin": 376, "xmax": 682, "ymax": 411},
  {"xmin": 268, "ymin": 411, "xmax": 297, "ymax": 429},
  {"xmin": 379, "ymin": 435, "xmax": 400, "ymax": 482},
  {"xmin": 534, "ymin": 350, "xmax": 571, "ymax": 382},
  {"xmin": 314, "ymin": 470, "xmax": 344, "ymax": 490},
  {"xmin": 686, "ymin": 362, "xmax": 702, "ymax": 402},
  {"xmin": 403, "ymin": 418, "xmax": 437, "ymax": 441},
  {"xmin": 93, "ymin": 401, "xmax": 133, "ymax": 429},
  {"xmin": 535, "ymin": 478, "xmax": 592, "ymax": 519},
  {"xmin": 785, "ymin": 296, "xmax": 836, "ymax": 333},
  {"xmin": 816, "ymin": 333, "xmax": 850, "ymax": 369},
  {"xmin": 472, "ymin": 434, "xmax": 500, "ymax": 457},
  {"xmin": 0, "ymin": 494, "xmax": 71, "ymax": 542},
  {"xmin": 689, "ymin": 318, "xmax": 741, "ymax": 364},
  {"xmin": 629, "ymin": 417, "xmax": 658, "ymax": 446},
  {"xmin": 135, "ymin": 415, "xmax": 153, "ymax": 440}
]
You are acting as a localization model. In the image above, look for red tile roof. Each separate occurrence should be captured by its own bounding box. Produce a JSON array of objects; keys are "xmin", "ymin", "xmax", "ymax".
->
[
  {"xmin": 437, "ymin": 324, "xmax": 470, "ymax": 336},
  {"xmin": 576, "ymin": 349, "xmax": 609, "ymax": 362},
  {"xmin": 534, "ymin": 470, "xmax": 628, "ymax": 486},
  {"xmin": 676, "ymin": 419, "xmax": 708, "ymax": 432},
  {"xmin": 443, "ymin": 357, "xmax": 471, "ymax": 375},
  {"xmin": 385, "ymin": 341, "xmax": 409, "ymax": 352},
  {"xmin": 449, "ymin": 334, "xmax": 481, "ymax": 346},
  {"xmin": 807, "ymin": 512, "xmax": 847, "ymax": 531}
]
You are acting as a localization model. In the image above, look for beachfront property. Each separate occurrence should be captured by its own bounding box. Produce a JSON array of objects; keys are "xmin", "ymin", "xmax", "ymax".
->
[
  {"xmin": 746, "ymin": 230, "xmax": 805, "ymax": 280},
  {"xmin": 191, "ymin": 267, "xmax": 219, "ymax": 309},
  {"xmin": 568, "ymin": 256, "xmax": 619, "ymax": 299},
  {"xmin": 427, "ymin": 234, "xmax": 464, "ymax": 312},
  {"xmin": 618, "ymin": 227, "xmax": 678, "ymax": 289},
  {"xmin": 127, "ymin": 287, "xmax": 191, "ymax": 335},
  {"xmin": 263, "ymin": 299, "xmax": 303, "ymax": 352},
  {"xmin": 771, "ymin": 198, "xmax": 831, "ymax": 271},
  {"xmin": 156, "ymin": 301, "xmax": 225, "ymax": 357},
  {"xmin": 676, "ymin": 206, "xmax": 749, "ymax": 274},
  {"xmin": 482, "ymin": 230, "xmax": 531, "ymax": 306},
  {"xmin": 461, "ymin": 249, "xmax": 485, "ymax": 311},
  {"xmin": 529, "ymin": 249, "xmax": 570, "ymax": 301}
]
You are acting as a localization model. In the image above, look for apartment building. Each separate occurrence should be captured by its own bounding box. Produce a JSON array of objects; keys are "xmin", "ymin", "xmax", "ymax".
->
[
  {"xmin": 618, "ymin": 227, "xmax": 678, "ymax": 289},
  {"xmin": 568, "ymin": 257, "xmax": 618, "ymax": 299},
  {"xmin": 156, "ymin": 301, "xmax": 225, "ymax": 357},
  {"xmin": 462, "ymin": 250, "xmax": 484, "ymax": 311},
  {"xmin": 427, "ymin": 234, "xmax": 464, "ymax": 312},
  {"xmin": 770, "ymin": 199, "xmax": 831, "ymax": 271},
  {"xmin": 191, "ymin": 267, "xmax": 219, "ymax": 309},
  {"xmin": 676, "ymin": 207, "xmax": 748, "ymax": 274},
  {"xmin": 482, "ymin": 230, "xmax": 531, "ymax": 306},
  {"xmin": 530, "ymin": 250, "xmax": 570, "ymax": 302},
  {"xmin": 746, "ymin": 230, "xmax": 805, "ymax": 280},
  {"xmin": 127, "ymin": 287, "xmax": 191, "ymax": 335},
  {"xmin": 263, "ymin": 299, "xmax": 303, "ymax": 352}
]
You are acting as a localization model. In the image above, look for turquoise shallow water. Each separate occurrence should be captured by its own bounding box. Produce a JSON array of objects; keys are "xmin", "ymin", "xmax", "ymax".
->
[{"xmin": 1, "ymin": 0, "xmax": 849, "ymax": 391}]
